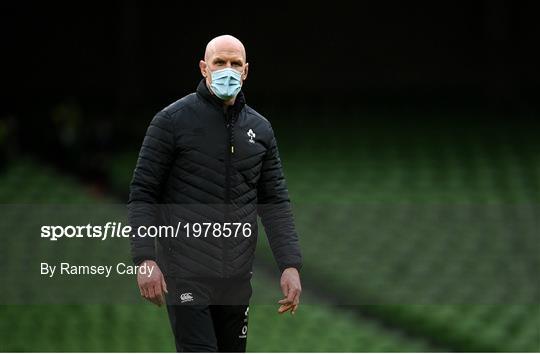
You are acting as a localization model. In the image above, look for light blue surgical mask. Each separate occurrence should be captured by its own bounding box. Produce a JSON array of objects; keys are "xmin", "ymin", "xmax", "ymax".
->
[{"xmin": 209, "ymin": 68, "xmax": 243, "ymax": 100}]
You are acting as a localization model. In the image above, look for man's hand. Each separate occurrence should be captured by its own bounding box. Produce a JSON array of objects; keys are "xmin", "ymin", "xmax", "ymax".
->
[
  {"xmin": 137, "ymin": 260, "xmax": 168, "ymax": 306},
  {"xmin": 278, "ymin": 267, "xmax": 302, "ymax": 315}
]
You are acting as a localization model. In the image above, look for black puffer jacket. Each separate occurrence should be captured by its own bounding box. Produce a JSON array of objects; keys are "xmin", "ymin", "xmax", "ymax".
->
[{"xmin": 128, "ymin": 79, "xmax": 302, "ymax": 279}]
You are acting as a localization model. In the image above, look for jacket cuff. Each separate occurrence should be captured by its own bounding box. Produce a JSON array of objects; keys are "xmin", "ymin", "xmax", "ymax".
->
[
  {"xmin": 279, "ymin": 263, "xmax": 302, "ymax": 273},
  {"xmin": 133, "ymin": 256, "xmax": 156, "ymax": 266},
  {"xmin": 132, "ymin": 248, "xmax": 156, "ymax": 266}
]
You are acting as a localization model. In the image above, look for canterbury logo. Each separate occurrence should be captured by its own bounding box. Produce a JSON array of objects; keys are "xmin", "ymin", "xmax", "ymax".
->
[{"xmin": 180, "ymin": 292, "xmax": 194, "ymax": 303}]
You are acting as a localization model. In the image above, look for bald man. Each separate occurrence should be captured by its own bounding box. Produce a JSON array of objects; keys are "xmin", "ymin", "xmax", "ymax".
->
[{"xmin": 128, "ymin": 35, "xmax": 302, "ymax": 352}]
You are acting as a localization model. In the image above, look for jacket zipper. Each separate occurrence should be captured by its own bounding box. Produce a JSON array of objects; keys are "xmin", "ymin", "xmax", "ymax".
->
[
  {"xmin": 223, "ymin": 111, "xmax": 233, "ymax": 277},
  {"xmin": 225, "ymin": 120, "xmax": 232, "ymax": 205}
]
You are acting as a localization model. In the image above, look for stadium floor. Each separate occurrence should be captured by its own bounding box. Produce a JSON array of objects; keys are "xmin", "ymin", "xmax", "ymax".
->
[{"xmin": 1, "ymin": 116, "xmax": 539, "ymax": 351}]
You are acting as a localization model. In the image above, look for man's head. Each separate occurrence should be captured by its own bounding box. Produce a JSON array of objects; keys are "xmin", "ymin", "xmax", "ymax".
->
[{"xmin": 199, "ymin": 35, "xmax": 249, "ymax": 103}]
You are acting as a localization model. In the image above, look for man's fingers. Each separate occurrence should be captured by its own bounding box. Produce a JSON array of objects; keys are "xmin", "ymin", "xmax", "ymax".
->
[
  {"xmin": 139, "ymin": 280, "xmax": 166, "ymax": 306},
  {"xmin": 293, "ymin": 289, "xmax": 301, "ymax": 305},
  {"xmin": 136, "ymin": 262, "xmax": 168, "ymax": 306},
  {"xmin": 148, "ymin": 285, "xmax": 156, "ymax": 300},
  {"xmin": 147, "ymin": 288, "xmax": 160, "ymax": 306},
  {"xmin": 287, "ymin": 288, "xmax": 297, "ymax": 303},
  {"xmin": 278, "ymin": 287, "xmax": 301, "ymax": 314},
  {"xmin": 142, "ymin": 285, "xmax": 149, "ymax": 299},
  {"xmin": 154, "ymin": 283, "xmax": 162, "ymax": 298},
  {"xmin": 278, "ymin": 298, "xmax": 290, "ymax": 305},
  {"xmin": 153, "ymin": 284, "xmax": 163, "ymax": 306},
  {"xmin": 278, "ymin": 303, "xmax": 293, "ymax": 314},
  {"xmin": 279, "ymin": 288, "xmax": 300, "ymax": 305},
  {"xmin": 291, "ymin": 304, "xmax": 299, "ymax": 315},
  {"xmin": 278, "ymin": 269, "xmax": 302, "ymax": 315}
]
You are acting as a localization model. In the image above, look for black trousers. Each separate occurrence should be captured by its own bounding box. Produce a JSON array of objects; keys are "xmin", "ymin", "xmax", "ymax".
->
[{"xmin": 165, "ymin": 277, "xmax": 252, "ymax": 352}]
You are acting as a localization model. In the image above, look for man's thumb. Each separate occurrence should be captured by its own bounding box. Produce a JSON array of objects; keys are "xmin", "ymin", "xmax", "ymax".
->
[{"xmin": 161, "ymin": 276, "xmax": 168, "ymax": 294}]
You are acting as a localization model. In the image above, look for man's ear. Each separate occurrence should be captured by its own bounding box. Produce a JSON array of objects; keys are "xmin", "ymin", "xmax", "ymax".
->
[
  {"xmin": 199, "ymin": 60, "xmax": 208, "ymax": 78},
  {"xmin": 242, "ymin": 63, "xmax": 249, "ymax": 81}
]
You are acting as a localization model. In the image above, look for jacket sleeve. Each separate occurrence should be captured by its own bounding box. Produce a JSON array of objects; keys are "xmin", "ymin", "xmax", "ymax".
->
[
  {"xmin": 257, "ymin": 128, "xmax": 303, "ymax": 273},
  {"xmin": 128, "ymin": 111, "xmax": 175, "ymax": 265}
]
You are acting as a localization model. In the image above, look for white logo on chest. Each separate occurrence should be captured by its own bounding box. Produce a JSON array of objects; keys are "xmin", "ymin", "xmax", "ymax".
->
[{"xmin": 247, "ymin": 129, "xmax": 256, "ymax": 143}]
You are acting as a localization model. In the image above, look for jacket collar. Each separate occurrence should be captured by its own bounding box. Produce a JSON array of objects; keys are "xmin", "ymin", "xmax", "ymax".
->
[{"xmin": 196, "ymin": 79, "xmax": 246, "ymax": 115}]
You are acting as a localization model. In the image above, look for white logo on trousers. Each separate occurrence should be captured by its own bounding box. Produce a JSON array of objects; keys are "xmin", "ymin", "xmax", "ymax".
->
[{"xmin": 239, "ymin": 306, "xmax": 249, "ymax": 338}]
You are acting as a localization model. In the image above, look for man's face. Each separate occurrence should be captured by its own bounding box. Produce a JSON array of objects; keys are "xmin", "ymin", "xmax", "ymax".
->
[{"xmin": 200, "ymin": 49, "xmax": 249, "ymax": 86}]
